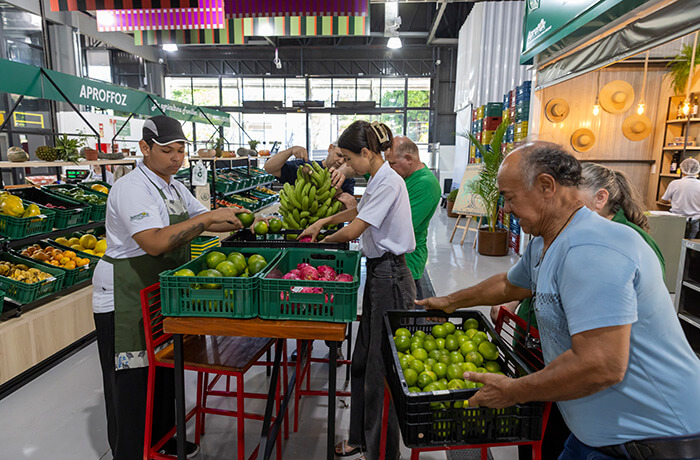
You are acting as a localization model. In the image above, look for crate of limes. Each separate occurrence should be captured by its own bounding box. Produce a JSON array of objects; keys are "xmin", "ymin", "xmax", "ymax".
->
[
  {"xmin": 159, "ymin": 246, "xmax": 284, "ymax": 318},
  {"xmin": 382, "ymin": 310, "xmax": 545, "ymax": 448},
  {"xmin": 43, "ymin": 184, "xmax": 108, "ymax": 222}
]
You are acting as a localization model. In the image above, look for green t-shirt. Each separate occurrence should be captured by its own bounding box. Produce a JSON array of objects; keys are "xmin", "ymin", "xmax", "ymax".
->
[
  {"xmin": 516, "ymin": 209, "xmax": 666, "ymax": 332},
  {"xmin": 404, "ymin": 166, "xmax": 441, "ymax": 279}
]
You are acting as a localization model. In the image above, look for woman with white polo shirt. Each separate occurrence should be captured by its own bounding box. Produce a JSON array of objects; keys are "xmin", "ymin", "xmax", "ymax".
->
[
  {"xmin": 299, "ymin": 120, "xmax": 415, "ymax": 460},
  {"xmin": 92, "ymin": 115, "xmax": 251, "ymax": 459}
]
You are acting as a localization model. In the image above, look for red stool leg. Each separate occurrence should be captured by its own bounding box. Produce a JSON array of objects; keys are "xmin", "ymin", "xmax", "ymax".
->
[
  {"xmin": 410, "ymin": 450, "xmax": 421, "ymax": 460},
  {"xmin": 195, "ymin": 371, "xmax": 204, "ymax": 444},
  {"xmin": 294, "ymin": 340, "xmax": 302, "ymax": 432},
  {"xmin": 282, "ymin": 341, "xmax": 289, "ymax": 440},
  {"xmin": 200, "ymin": 372, "xmax": 209, "ymax": 437},
  {"xmin": 379, "ymin": 386, "xmax": 390, "ymax": 460},
  {"xmin": 237, "ymin": 373, "xmax": 245, "ymax": 460},
  {"xmin": 143, "ymin": 364, "xmax": 157, "ymax": 460},
  {"xmin": 481, "ymin": 447, "xmax": 488, "ymax": 460},
  {"xmin": 275, "ymin": 362, "xmax": 282, "ymax": 460}
]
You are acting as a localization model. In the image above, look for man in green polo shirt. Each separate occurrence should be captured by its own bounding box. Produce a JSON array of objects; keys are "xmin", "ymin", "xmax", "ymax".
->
[{"xmin": 385, "ymin": 137, "xmax": 442, "ymax": 299}]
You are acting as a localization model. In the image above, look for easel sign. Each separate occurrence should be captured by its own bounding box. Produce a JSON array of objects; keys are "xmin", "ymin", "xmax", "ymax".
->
[{"xmin": 450, "ymin": 164, "xmax": 486, "ymax": 246}]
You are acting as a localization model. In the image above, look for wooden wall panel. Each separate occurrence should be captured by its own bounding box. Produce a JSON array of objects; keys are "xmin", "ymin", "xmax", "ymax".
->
[{"xmin": 0, "ymin": 321, "xmax": 35, "ymax": 384}]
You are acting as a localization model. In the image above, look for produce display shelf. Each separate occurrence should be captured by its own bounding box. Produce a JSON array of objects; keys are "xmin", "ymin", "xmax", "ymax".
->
[
  {"xmin": 43, "ymin": 184, "xmax": 107, "ymax": 222},
  {"xmin": 1, "ymin": 279, "xmax": 91, "ymax": 319},
  {"xmin": 0, "ymin": 253, "xmax": 66, "ymax": 305},
  {"xmin": 4, "ymin": 221, "xmax": 105, "ymax": 249},
  {"xmin": 382, "ymin": 310, "xmax": 545, "ymax": 448},
  {"xmin": 0, "ymin": 204, "xmax": 56, "ymax": 240},
  {"xmin": 222, "ymin": 181, "xmax": 274, "ymax": 197},
  {"xmin": 11, "ymin": 187, "xmax": 91, "ymax": 230}
]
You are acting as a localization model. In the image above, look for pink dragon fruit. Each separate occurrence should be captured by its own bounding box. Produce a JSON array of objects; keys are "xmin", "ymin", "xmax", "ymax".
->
[
  {"xmin": 299, "ymin": 287, "xmax": 323, "ymax": 294},
  {"xmin": 297, "ymin": 263, "xmax": 313, "ymax": 271},
  {"xmin": 299, "ymin": 265, "xmax": 320, "ymax": 280},
  {"xmin": 299, "ymin": 236, "xmax": 313, "ymax": 243},
  {"xmin": 336, "ymin": 273, "xmax": 354, "ymax": 282},
  {"xmin": 289, "ymin": 269, "xmax": 302, "ymax": 277},
  {"xmin": 282, "ymin": 272, "xmax": 301, "ymax": 280},
  {"xmin": 317, "ymin": 265, "xmax": 337, "ymax": 280}
]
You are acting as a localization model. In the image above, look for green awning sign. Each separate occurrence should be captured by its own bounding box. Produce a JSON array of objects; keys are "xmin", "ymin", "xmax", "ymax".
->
[
  {"xmin": 521, "ymin": 0, "xmax": 650, "ymax": 64},
  {"xmin": 0, "ymin": 58, "xmax": 229, "ymax": 127}
]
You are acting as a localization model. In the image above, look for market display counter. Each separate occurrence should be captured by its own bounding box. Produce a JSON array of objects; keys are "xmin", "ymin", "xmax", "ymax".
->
[
  {"xmin": 0, "ymin": 285, "xmax": 94, "ymax": 388},
  {"xmin": 163, "ymin": 316, "xmax": 347, "ymax": 460}
]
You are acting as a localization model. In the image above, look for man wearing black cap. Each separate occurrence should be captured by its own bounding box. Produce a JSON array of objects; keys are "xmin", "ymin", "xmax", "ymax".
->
[{"xmin": 92, "ymin": 115, "xmax": 250, "ymax": 459}]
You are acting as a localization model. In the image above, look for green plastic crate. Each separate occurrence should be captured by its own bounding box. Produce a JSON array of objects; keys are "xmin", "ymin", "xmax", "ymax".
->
[
  {"xmin": 159, "ymin": 246, "xmax": 284, "ymax": 318},
  {"xmin": 11, "ymin": 188, "xmax": 91, "ymax": 230},
  {"xmin": 0, "ymin": 253, "xmax": 65, "ymax": 304},
  {"xmin": 44, "ymin": 184, "xmax": 107, "ymax": 222},
  {"xmin": 0, "ymin": 203, "xmax": 56, "ymax": 239},
  {"xmin": 18, "ymin": 239, "xmax": 101, "ymax": 286},
  {"xmin": 258, "ymin": 248, "xmax": 361, "ymax": 323},
  {"xmin": 78, "ymin": 180, "xmax": 112, "ymax": 193},
  {"xmin": 190, "ymin": 235, "xmax": 220, "ymax": 259}
]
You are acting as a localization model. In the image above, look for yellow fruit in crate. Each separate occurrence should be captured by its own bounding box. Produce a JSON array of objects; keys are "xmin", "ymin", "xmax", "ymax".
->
[
  {"xmin": 23, "ymin": 204, "xmax": 41, "ymax": 218},
  {"xmin": 79, "ymin": 234, "xmax": 97, "ymax": 250},
  {"xmin": 94, "ymin": 239, "xmax": 107, "ymax": 254},
  {"xmin": 55, "ymin": 237, "xmax": 70, "ymax": 246},
  {"xmin": 83, "ymin": 249, "xmax": 95, "ymax": 255},
  {"xmin": 68, "ymin": 237, "xmax": 80, "ymax": 246},
  {"xmin": 91, "ymin": 184, "xmax": 109, "ymax": 194},
  {"xmin": 70, "ymin": 244, "xmax": 85, "ymax": 252},
  {"xmin": 0, "ymin": 194, "xmax": 24, "ymax": 217},
  {"xmin": 95, "ymin": 252, "xmax": 104, "ymax": 258}
]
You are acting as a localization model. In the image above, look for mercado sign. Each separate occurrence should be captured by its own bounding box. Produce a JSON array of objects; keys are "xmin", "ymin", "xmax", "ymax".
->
[
  {"xmin": 521, "ymin": 0, "xmax": 650, "ymax": 64},
  {"xmin": 0, "ymin": 59, "xmax": 229, "ymax": 127}
]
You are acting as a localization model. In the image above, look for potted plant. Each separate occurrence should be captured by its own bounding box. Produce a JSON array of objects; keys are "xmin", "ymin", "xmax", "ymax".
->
[
  {"xmin": 460, "ymin": 117, "xmax": 510, "ymax": 256},
  {"xmin": 666, "ymin": 43, "xmax": 700, "ymax": 95},
  {"xmin": 54, "ymin": 134, "xmax": 86, "ymax": 163},
  {"xmin": 446, "ymin": 189, "xmax": 459, "ymax": 217}
]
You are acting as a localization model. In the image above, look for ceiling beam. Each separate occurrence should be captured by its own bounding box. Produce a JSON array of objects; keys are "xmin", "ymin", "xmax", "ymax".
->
[{"xmin": 427, "ymin": 0, "xmax": 449, "ymax": 44}]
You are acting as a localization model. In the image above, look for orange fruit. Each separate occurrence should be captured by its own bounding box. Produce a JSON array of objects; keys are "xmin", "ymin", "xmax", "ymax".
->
[
  {"xmin": 50, "ymin": 260, "xmax": 59, "ymax": 266},
  {"xmin": 76, "ymin": 258, "xmax": 89, "ymax": 267},
  {"xmin": 64, "ymin": 251, "xmax": 76, "ymax": 259},
  {"xmin": 59, "ymin": 257, "xmax": 70, "ymax": 265},
  {"xmin": 64, "ymin": 261, "xmax": 76, "ymax": 270},
  {"xmin": 53, "ymin": 253, "xmax": 63, "ymax": 261}
]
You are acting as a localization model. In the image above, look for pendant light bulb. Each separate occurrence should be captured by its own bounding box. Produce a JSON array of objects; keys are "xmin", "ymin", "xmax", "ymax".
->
[
  {"xmin": 682, "ymin": 100, "xmax": 691, "ymax": 116},
  {"xmin": 592, "ymin": 104, "xmax": 600, "ymax": 117},
  {"xmin": 637, "ymin": 103, "xmax": 645, "ymax": 115}
]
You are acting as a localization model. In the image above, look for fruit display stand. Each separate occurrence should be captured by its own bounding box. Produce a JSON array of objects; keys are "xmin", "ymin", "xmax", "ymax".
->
[
  {"xmin": 0, "ymin": 159, "xmax": 138, "ymax": 189},
  {"xmin": 0, "ymin": 204, "xmax": 56, "ymax": 240},
  {"xmin": 11, "ymin": 187, "xmax": 91, "ymax": 230},
  {"xmin": 0, "ymin": 253, "xmax": 66, "ymax": 304},
  {"xmin": 78, "ymin": 181, "xmax": 111, "ymax": 193},
  {"xmin": 379, "ymin": 309, "xmax": 551, "ymax": 459},
  {"xmin": 43, "ymin": 184, "xmax": 108, "ymax": 221},
  {"xmin": 12, "ymin": 240, "xmax": 100, "ymax": 286}
]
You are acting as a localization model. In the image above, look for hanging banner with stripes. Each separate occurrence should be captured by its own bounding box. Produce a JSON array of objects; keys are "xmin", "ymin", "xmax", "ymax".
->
[
  {"xmin": 50, "ymin": 0, "xmax": 199, "ymax": 12},
  {"xmin": 96, "ymin": 0, "xmax": 224, "ymax": 32},
  {"xmin": 134, "ymin": 15, "xmax": 369, "ymax": 45},
  {"xmin": 225, "ymin": 0, "xmax": 369, "ymax": 18}
]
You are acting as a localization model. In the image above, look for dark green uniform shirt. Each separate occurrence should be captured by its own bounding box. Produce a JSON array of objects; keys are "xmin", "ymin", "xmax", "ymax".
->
[{"xmin": 404, "ymin": 165, "xmax": 441, "ymax": 279}]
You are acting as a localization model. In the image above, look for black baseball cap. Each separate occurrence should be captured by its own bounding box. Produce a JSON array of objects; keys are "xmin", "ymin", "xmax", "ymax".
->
[{"xmin": 142, "ymin": 115, "xmax": 188, "ymax": 146}]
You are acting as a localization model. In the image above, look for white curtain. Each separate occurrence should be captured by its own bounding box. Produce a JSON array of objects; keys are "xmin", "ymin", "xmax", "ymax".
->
[{"xmin": 453, "ymin": 1, "xmax": 532, "ymax": 186}]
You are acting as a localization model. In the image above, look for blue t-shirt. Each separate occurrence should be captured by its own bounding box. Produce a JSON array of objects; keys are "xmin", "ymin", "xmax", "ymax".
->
[
  {"xmin": 508, "ymin": 207, "xmax": 700, "ymax": 447},
  {"xmin": 278, "ymin": 159, "xmax": 355, "ymax": 196}
]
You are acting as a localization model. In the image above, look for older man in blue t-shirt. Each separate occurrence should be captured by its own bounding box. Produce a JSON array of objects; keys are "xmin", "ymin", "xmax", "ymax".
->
[{"xmin": 418, "ymin": 141, "xmax": 700, "ymax": 459}]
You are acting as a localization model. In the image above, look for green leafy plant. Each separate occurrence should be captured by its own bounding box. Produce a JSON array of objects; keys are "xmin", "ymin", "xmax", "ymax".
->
[
  {"xmin": 459, "ymin": 117, "xmax": 510, "ymax": 232},
  {"xmin": 54, "ymin": 134, "xmax": 86, "ymax": 164},
  {"xmin": 248, "ymin": 139, "xmax": 260, "ymax": 151},
  {"xmin": 667, "ymin": 44, "xmax": 700, "ymax": 96},
  {"xmin": 447, "ymin": 189, "xmax": 458, "ymax": 201}
]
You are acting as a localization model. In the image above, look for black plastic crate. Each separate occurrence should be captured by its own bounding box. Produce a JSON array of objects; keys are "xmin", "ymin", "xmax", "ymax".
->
[
  {"xmin": 222, "ymin": 229, "xmax": 350, "ymax": 250},
  {"xmin": 382, "ymin": 310, "xmax": 545, "ymax": 448}
]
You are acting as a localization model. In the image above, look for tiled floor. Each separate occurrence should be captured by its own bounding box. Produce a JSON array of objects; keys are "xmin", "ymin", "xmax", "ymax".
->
[{"xmin": 0, "ymin": 209, "xmax": 523, "ymax": 460}]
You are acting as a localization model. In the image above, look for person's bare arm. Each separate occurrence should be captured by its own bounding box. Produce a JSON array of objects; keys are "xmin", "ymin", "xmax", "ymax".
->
[
  {"xmin": 415, "ymin": 273, "xmax": 531, "ymax": 313},
  {"xmin": 297, "ymin": 207, "xmax": 359, "ymax": 242},
  {"xmin": 337, "ymin": 192, "xmax": 358, "ymax": 210},
  {"xmin": 323, "ymin": 218, "xmax": 369, "ymax": 243},
  {"xmin": 263, "ymin": 146, "xmax": 308, "ymax": 177},
  {"xmin": 133, "ymin": 208, "xmax": 246, "ymax": 256},
  {"xmin": 464, "ymin": 324, "xmax": 631, "ymax": 408}
]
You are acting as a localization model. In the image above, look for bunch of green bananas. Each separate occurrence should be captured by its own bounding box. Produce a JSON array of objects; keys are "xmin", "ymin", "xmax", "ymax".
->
[{"xmin": 278, "ymin": 162, "xmax": 343, "ymax": 229}]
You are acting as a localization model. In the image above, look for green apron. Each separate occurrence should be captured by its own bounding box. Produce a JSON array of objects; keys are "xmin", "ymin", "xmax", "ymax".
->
[{"xmin": 105, "ymin": 168, "xmax": 190, "ymax": 370}]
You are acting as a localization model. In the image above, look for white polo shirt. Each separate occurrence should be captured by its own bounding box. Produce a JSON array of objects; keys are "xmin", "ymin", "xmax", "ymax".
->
[
  {"xmin": 92, "ymin": 163, "xmax": 208, "ymax": 314},
  {"xmin": 662, "ymin": 175, "xmax": 700, "ymax": 219},
  {"xmin": 356, "ymin": 161, "xmax": 415, "ymax": 259}
]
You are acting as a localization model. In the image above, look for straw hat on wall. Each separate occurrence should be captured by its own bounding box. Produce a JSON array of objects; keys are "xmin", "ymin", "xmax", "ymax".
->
[
  {"xmin": 599, "ymin": 80, "xmax": 635, "ymax": 114},
  {"xmin": 544, "ymin": 98, "xmax": 570, "ymax": 123},
  {"xmin": 622, "ymin": 114, "xmax": 652, "ymax": 141},
  {"xmin": 571, "ymin": 128, "xmax": 596, "ymax": 152}
]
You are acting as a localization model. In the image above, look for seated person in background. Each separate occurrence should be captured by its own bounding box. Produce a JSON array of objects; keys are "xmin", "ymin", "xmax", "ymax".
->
[
  {"xmin": 661, "ymin": 157, "xmax": 700, "ymax": 239},
  {"xmin": 264, "ymin": 143, "xmax": 357, "ymax": 209}
]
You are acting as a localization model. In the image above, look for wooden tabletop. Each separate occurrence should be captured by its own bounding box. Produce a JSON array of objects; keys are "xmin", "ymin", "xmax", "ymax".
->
[{"xmin": 163, "ymin": 316, "xmax": 347, "ymax": 341}]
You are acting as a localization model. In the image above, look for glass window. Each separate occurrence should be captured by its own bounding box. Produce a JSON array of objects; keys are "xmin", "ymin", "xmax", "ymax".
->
[
  {"xmin": 309, "ymin": 78, "xmax": 332, "ymax": 107},
  {"xmin": 284, "ymin": 113, "xmax": 307, "ymax": 149},
  {"xmin": 309, "ymin": 113, "xmax": 332, "ymax": 155},
  {"xmin": 357, "ymin": 78, "xmax": 380, "ymax": 104},
  {"xmin": 333, "ymin": 78, "xmax": 356, "ymax": 104},
  {"xmin": 407, "ymin": 78, "xmax": 430, "ymax": 108},
  {"xmin": 224, "ymin": 112, "xmax": 243, "ymax": 148},
  {"xmin": 264, "ymin": 79, "xmax": 285, "ymax": 103},
  {"xmin": 221, "ymin": 78, "xmax": 241, "ymax": 107},
  {"xmin": 407, "ymin": 110, "xmax": 430, "ymax": 143},
  {"xmin": 381, "ymin": 78, "xmax": 405, "ymax": 107},
  {"xmin": 191, "ymin": 77, "xmax": 220, "ymax": 106},
  {"xmin": 285, "ymin": 78, "xmax": 306, "ymax": 108},
  {"xmin": 85, "ymin": 49, "xmax": 112, "ymax": 83},
  {"xmin": 195, "ymin": 123, "xmax": 220, "ymax": 150},
  {"xmin": 165, "ymin": 77, "xmax": 193, "ymax": 104},
  {"xmin": 2, "ymin": 7, "xmax": 44, "ymax": 66},
  {"xmin": 376, "ymin": 113, "xmax": 405, "ymax": 137},
  {"xmin": 242, "ymin": 78, "xmax": 264, "ymax": 101}
]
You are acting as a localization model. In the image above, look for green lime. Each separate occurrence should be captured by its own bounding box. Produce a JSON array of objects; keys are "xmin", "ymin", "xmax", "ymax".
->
[
  {"xmin": 460, "ymin": 340, "xmax": 477, "ymax": 356},
  {"xmin": 403, "ymin": 368, "xmax": 418, "ymax": 387},
  {"xmin": 417, "ymin": 372, "xmax": 434, "ymax": 389},
  {"xmin": 465, "ymin": 351, "xmax": 484, "ymax": 367},
  {"xmin": 423, "ymin": 339, "xmax": 438, "ymax": 353},
  {"xmin": 174, "ymin": 268, "xmax": 195, "ymax": 276},
  {"xmin": 205, "ymin": 251, "xmax": 226, "ymax": 269},
  {"xmin": 411, "ymin": 348, "xmax": 428, "ymax": 362},
  {"xmin": 409, "ymin": 360, "xmax": 425, "ymax": 375},
  {"xmin": 478, "ymin": 341, "xmax": 499, "ymax": 361},
  {"xmin": 463, "ymin": 318, "xmax": 479, "ymax": 330},
  {"xmin": 483, "ymin": 361, "xmax": 501, "ymax": 373},
  {"xmin": 394, "ymin": 335, "xmax": 411, "ymax": 353},
  {"xmin": 238, "ymin": 212, "xmax": 255, "ymax": 227},
  {"xmin": 446, "ymin": 364, "xmax": 463, "ymax": 381},
  {"xmin": 442, "ymin": 321, "xmax": 456, "ymax": 335},
  {"xmin": 395, "ymin": 328, "xmax": 411, "ymax": 338},
  {"xmin": 449, "ymin": 351, "xmax": 465, "ymax": 364},
  {"xmin": 432, "ymin": 325, "xmax": 447, "ymax": 339},
  {"xmin": 432, "ymin": 362, "xmax": 447, "ymax": 379}
]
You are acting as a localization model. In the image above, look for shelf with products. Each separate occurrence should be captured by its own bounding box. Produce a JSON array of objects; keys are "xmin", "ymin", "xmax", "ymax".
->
[{"xmin": 655, "ymin": 94, "xmax": 700, "ymax": 205}]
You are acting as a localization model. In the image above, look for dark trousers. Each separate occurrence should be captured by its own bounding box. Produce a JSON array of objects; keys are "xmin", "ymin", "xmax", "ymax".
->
[
  {"xmin": 518, "ymin": 402, "xmax": 569, "ymax": 459},
  {"xmin": 114, "ymin": 366, "xmax": 175, "ymax": 460},
  {"xmin": 95, "ymin": 311, "xmax": 117, "ymax": 453},
  {"xmin": 349, "ymin": 253, "xmax": 416, "ymax": 460}
]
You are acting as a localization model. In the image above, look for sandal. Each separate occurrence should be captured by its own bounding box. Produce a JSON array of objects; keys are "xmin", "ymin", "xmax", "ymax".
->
[{"xmin": 335, "ymin": 440, "xmax": 362, "ymax": 457}]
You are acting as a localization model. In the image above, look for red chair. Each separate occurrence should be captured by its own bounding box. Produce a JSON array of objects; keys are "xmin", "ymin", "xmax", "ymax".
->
[
  {"xmin": 379, "ymin": 307, "xmax": 552, "ymax": 460},
  {"xmin": 140, "ymin": 283, "xmax": 288, "ymax": 460}
]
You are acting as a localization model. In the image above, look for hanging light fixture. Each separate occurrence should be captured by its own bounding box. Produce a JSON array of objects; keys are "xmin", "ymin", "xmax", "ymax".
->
[
  {"xmin": 593, "ymin": 71, "xmax": 601, "ymax": 116},
  {"xmin": 682, "ymin": 32, "xmax": 699, "ymax": 118},
  {"xmin": 637, "ymin": 51, "xmax": 649, "ymax": 115}
]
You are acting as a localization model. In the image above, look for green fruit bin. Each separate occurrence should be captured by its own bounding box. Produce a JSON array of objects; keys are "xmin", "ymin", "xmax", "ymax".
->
[
  {"xmin": 12, "ymin": 187, "xmax": 90, "ymax": 230},
  {"xmin": 190, "ymin": 235, "xmax": 220, "ymax": 260},
  {"xmin": 39, "ymin": 239, "xmax": 102, "ymax": 285},
  {"xmin": 43, "ymin": 184, "xmax": 107, "ymax": 222},
  {"xmin": 0, "ymin": 253, "xmax": 65, "ymax": 304},
  {"xmin": 0, "ymin": 204, "xmax": 56, "ymax": 239},
  {"xmin": 258, "ymin": 248, "xmax": 361, "ymax": 323},
  {"xmin": 381, "ymin": 310, "xmax": 545, "ymax": 448},
  {"xmin": 159, "ymin": 246, "xmax": 284, "ymax": 319},
  {"xmin": 78, "ymin": 180, "xmax": 112, "ymax": 193}
]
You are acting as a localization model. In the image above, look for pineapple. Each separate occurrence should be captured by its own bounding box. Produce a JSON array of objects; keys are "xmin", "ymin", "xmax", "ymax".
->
[{"xmin": 35, "ymin": 146, "xmax": 57, "ymax": 162}]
